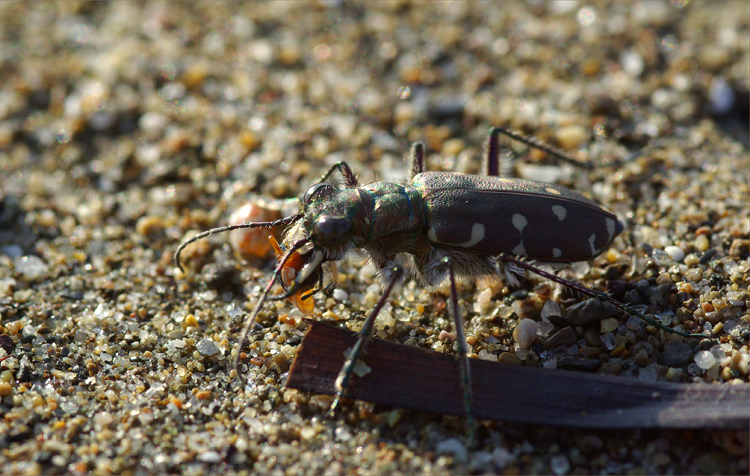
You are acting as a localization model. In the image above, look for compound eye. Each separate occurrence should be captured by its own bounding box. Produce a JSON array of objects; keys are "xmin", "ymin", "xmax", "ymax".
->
[
  {"xmin": 312, "ymin": 215, "xmax": 352, "ymax": 247},
  {"xmin": 303, "ymin": 183, "xmax": 335, "ymax": 205}
]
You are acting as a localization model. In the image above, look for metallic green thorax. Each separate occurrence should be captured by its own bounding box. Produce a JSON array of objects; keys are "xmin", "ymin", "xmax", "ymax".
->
[{"xmin": 303, "ymin": 181, "xmax": 425, "ymax": 258}]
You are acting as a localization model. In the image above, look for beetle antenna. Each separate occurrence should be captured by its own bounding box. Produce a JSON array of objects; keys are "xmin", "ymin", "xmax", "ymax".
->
[
  {"xmin": 174, "ymin": 214, "xmax": 302, "ymax": 274},
  {"xmin": 493, "ymin": 126, "xmax": 594, "ymax": 170},
  {"xmin": 496, "ymin": 252, "xmax": 711, "ymax": 339},
  {"xmin": 234, "ymin": 237, "xmax": 311, "ymax": 382}
]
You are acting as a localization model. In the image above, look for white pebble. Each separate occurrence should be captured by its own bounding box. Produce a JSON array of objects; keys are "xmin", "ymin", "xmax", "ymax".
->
[
  {"xmin": 694, "ymin": 350, "xmax": 717, "ymax": 370},
  {"xmin": 198, "ymin": 451, "xmax": 222, "ymax": 463},
  {"xmin": 332, "ymin": 288, "xmax": 348, "ymax": 301},
  {"xmin": 664, "ymin": 246, "xmax": 685, "ymax": 262},
  {"xmin": 14, "ymin": 255, "xmax": 49, "ymax": 280},
  {"xmin": 513, "ymin": 319, "xmax": 538, "ymax": 349}
]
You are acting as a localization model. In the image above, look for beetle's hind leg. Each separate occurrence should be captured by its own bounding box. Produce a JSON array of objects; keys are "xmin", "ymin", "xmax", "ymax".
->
[
  {"xmin": 437, "ymin": 256, "xmax": 477, "ymax": 447},
  {"xmin": 496, "ymin": 252, "xmax": 711, "ymax": 339}
]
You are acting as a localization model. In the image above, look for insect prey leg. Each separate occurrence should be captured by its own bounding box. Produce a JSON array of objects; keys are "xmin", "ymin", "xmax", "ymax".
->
[
  {"xmin": 319, "ymin": 161, "xmax": 358, "ymax": 188},
  {"xmin": 496, "ymin": 252, "xmax": 711, "ymax": 339},
  {"xmin": 493, "ymin": 126, "xmax": 594, "ymax": 170},
  {"xmin": 409, "ymin": 142, "xmax": 425, "ymax": 179},
  {"xmin": 328, "ymin": 265, "xmax": 405, "ymax": 418}
]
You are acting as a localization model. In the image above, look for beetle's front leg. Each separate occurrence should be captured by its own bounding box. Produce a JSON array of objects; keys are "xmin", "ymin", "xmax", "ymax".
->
[{"xmin": 328, "ymin": 265, "xmax": 405, "ymax": 417}]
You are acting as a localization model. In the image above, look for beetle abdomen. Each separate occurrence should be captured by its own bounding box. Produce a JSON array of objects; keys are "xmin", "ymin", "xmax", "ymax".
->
[{"xmin": 413, "ymin": 172, "xmax": 622, "ymax": 262}]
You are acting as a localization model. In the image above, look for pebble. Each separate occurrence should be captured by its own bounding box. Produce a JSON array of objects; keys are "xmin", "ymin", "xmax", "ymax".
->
[
  {"xmin": 197, "ymin": 338, "xmax": 220, "ymax": 357},
  {"xmin": 435, "ymin": 438, "xmax": 467, "ymax": 463},
  {"xmin": 600, "ymin": 318, "xmax": 619, "ymax": 334},
  {"xmin": 513, "ymin": 318, "xmax": 538, "ymax": 349},
  {"xmin": 556, "ymin": 125, "xmax": 587, "ymax": 150},
  {"xmin": 694, "ymin": 350, "xmax": 717, "ymax": 370},
  {"xmin": 14, "ymin": 255, "xmax": 49, "ymax": 281},
  {"xmin": 659, "ymin": 341, "xmax": 693, "ymax": 367},
  {"xmin": 663, "ymin": 246, "xmax": 685, "ymax": 262},
  {"xmin": 545, "ymin": 326, "xmax": 578, "ymax": 349},
  {"xmin": 563, "ymin": 299, "xmax": 620, "ymax": 327}
]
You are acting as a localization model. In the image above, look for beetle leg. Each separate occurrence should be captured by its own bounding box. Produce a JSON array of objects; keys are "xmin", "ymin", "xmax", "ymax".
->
[
  {"xmin": 496, "ymin": 252, "xmax": 711, "ymax": 339},
  {"xmin": 409, "ymin": 142, "xmax": 425, "ymax": 179},
  {"xmin": 438, "ymin": 256, "xmax": 477, "ymax": 447},
  {"xmin": 319, "ymin": 161, "xmax": 358, "ymax": 188},
  {"xmin": 329, "ymin": 265, "xmax": 405, "ymax": 417},
  {"xmin": 494, "ymin": 126, "xmax": 594, "ymax": 170},
  {"xmin": 485, "ymin": 127, "xmax": 501, "ymax": 176}
]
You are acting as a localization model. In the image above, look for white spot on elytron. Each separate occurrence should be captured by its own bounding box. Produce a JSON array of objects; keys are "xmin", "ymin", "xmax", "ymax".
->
[
  {"xmin": 511, "ymin": 214, "xmax": 528, "ymax": 256},
  {"xmin": 553, "ymin": 248, "xmax": 562, "ymax": 258},
  {"xmin": 545, "ymin": 187, "xmax": 562, "ymax": 195},
  {"xmin": 427, "ymin": 223, "xmax": 485, "ymax": 248},
  {"xmin": 512, "ymin": 213, "xmax": 528, "ymax": 232},
  {"xmin": 588, "ymin": 233, "xmax": 597, "ymax": 256},
  {"xmin": 551, "ymin": 205, "xmax": 567, "ymax": 221},
  {"xmin": 606, "ymin": 218, "xmax": 616, "ymax": 240}
]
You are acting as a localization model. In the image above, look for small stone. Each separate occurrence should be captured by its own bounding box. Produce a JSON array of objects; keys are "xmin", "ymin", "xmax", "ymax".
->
[
  {"xmin": 557, "ymin": 356, "xmax": 601, "ymax": 372},
  {"xmin": 541, "ymin": 300, "xmax": 561, "ymax": 322},
  {"xmin": 14, "ymin": 256, "xmax": 49, "ymax": 281},
  {"xmin": 660, "ymin": 340, "xmax": 692, "ymax": 367},
  {"xmin": 556, "ymin": 125, "xmax": 587, "ymax": 150},
  {"xmin": 197, "ymin": 338, "xmax": 220, "ymax": 357},
  {"xmin": 0, "ymin": 382, "xmax": 12, "ymax": 396},
  {"xmin": 550, "ymin": 454, "xmax": 571, "ymax": 475},
  {"xmin": 497, "ymin": 352, "xmax": 522, "ymax": 365},
  {"xmin": 513, "ymin": 319, "xmax": 538, "ymax": 349},
  {"xmin": 0, "ymin": 334, "xmax": 15, "ymax": 354},
  {"xmin": 563, "ymin": 299, "xmax": 620, "ymax": 327},
  {"xmin": 332, "ymin": 289, "xmax": 348, "ymax": 301},
  {"xmin": 435, "ymin": 437, "xmax": 467, "ymax": 463},
  {"xmin": 664, "ymin": 246, "xmax": 685, "ymax": 262},
  {"xmin": 694, "ymin": 350, "xmax": 717, "ymax": 370},
  {"xmin": 135, "ymin": 215, "xmax": 164, "ymax": 236},
  {"xmin": 272, "ymin": 352, "xmax": 289, "ymax": 373},
  {"xmin": 695, "ymin": 234, "xmax": 710, "ymax": 252},
  {"xmin": 579, "ymin": 345, "xmax": 601, "ymax": 358},
  {"xmin": 633, "ymin": 349, "xmax": 651, "ymax": 367},
  {"xmin": 545, "ymin": 327, "xmax": 578, "ymax": 349},
  {"xmin": 184, "ymin": 314, "xmax": 199, "ymax": 327},
  {"xmin": 600, "ymin": 318, "xmax": 619, "ymax": 334},
  {"xmin": 198, "ymin": 451, "xmax": 222, "ymax": 463},
  {"xmin": 195, "ymin": 390, "xmax": 211, "ymax": 400}
]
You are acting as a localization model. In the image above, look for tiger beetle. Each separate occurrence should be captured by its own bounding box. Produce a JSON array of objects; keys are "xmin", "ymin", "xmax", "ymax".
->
[{"xmin": 175, "ymin": 126, "xmax": 709, "ymax": 444}]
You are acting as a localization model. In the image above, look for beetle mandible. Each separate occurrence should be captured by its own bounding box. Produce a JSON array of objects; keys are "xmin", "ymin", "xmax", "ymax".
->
[{"xmin": 175, "ymin": 127, "xmax": 708, "ymax": 440}]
